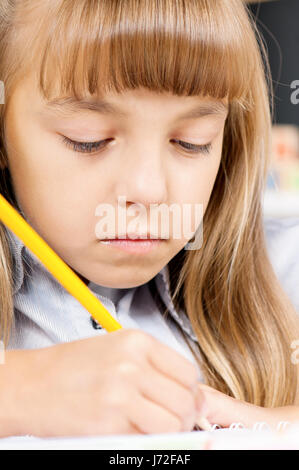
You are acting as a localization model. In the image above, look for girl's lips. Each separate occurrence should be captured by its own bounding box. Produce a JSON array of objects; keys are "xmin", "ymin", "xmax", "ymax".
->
[{"xmin": 99, "ymin": 238, "xmax": 164, "ymax": 254}]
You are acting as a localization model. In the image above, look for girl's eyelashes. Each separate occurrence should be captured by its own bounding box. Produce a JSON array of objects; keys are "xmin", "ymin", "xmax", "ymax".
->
[
  {"xmin": 61, "ymin": 136, "xmax": 212, "ymax": 156},
  {"xmin": 171, "ymin": 139, "xmax": 212, "ymax": 155},
  {"xmin": 61, "ymin": 136, "xmax": 113, "ymax": 154}
]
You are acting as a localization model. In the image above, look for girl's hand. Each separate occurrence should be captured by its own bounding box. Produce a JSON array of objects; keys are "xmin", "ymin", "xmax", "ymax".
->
[
  {"xmin": 195, "ymin": 384, "xmax": 299, "ymax": 430},
  {"xmin": 1, "ymin": 329, "xmax": 200, "ymax": 437}
]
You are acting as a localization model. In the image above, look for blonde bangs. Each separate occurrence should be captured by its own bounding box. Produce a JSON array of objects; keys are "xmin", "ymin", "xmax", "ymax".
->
[{"xmin": 13, "ymin": 0, "xmax": 257, "ymax": 105}]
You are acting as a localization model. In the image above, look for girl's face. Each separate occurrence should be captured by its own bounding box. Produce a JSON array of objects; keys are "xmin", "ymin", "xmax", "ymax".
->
[{"xmin": 4, "ymin": 72, "xmax": 228, "ymax": 287}]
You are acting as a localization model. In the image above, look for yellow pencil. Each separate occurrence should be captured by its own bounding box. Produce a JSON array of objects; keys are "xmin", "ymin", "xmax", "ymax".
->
[{"xmin": 0, "ymin": 194, "xmax": 122, "ymax": 333}]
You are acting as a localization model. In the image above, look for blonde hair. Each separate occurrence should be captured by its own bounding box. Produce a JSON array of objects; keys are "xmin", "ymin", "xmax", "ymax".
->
[{"xmin": 0, "ymin": 0, "xmax": 298, "ymax": 406}]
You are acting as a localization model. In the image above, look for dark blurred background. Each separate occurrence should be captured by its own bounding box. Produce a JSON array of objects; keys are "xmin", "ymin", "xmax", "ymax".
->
[
  {"xmin": 248, "ymin": 0, "xmax": 299, "ymax": 126},
  {"xmin": 247, "ymin": 0, "xmax": 299, "ymax": 217}
]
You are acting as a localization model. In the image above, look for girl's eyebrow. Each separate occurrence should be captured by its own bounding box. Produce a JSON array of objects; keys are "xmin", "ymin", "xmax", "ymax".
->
[{"xmin": 41, "ymin": 96, "xmax": 228, "ymax": 120}]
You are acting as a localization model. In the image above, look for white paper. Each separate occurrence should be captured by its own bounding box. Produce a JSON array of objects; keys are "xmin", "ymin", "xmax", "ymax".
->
[{"xmin": 0, "ymin": 426, "xmax": 299, "ymax": 450}]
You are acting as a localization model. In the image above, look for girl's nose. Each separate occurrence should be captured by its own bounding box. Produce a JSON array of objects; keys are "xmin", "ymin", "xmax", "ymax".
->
[{"xmin": 114, "ymin": 147, "xmax": 168, "ymax": 207}]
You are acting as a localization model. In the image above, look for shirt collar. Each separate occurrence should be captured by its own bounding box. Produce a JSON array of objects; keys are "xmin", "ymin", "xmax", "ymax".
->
[{"xmin": 5, "ymin": 226, "xmax": 197, "ymax": 342}]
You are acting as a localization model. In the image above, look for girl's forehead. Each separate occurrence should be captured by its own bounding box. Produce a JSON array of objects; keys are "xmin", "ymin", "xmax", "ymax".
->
[
  {"xmin": 16, "ymin": 74, "xmax": 229, "ymax": 122},
  {"xmin": 40, "ymin": 92, "xmax": 229, "ymax": 119}
]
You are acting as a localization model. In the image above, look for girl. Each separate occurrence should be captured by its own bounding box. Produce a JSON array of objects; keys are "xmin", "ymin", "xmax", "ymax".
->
[{"xmin": 0, "ymin": 0, "xmax": 299, "ymax": 438}]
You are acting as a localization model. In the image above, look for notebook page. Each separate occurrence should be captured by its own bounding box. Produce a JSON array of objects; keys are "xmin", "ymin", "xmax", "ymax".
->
[{"xmin": 0, "ymin": 425, "xmax": 299, "ymax": 450}]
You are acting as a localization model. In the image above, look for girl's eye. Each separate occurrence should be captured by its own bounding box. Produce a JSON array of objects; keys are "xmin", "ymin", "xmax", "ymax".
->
[
  {"xmin": 61, "ymin": 136, "xmax": 212, "ymax": 156},
  {"xmin": 61, "ymin": 136, "xmax": 112, "ymax": 154},
  {"xmin": 172, "ymin": 139, "xmax": 212, "ymax": 155}
]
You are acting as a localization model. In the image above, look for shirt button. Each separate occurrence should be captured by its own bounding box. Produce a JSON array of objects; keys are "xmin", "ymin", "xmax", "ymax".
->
[{"xmin": 91, "ymin": 318, "xmax": 102, "ymax": 330}]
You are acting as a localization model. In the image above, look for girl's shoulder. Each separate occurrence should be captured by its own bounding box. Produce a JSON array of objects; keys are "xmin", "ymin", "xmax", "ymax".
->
[{"xmin": 264, "ymin": 216, "xmax": 299, "ymax": 313}]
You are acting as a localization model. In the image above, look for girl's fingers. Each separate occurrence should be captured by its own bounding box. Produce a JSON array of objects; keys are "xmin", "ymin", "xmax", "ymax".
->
[
  {"xmin": 195, "ymin": 383, "xmax": 269, "ymax": 428},
  {"xmin": 148, "ymin": 337, "xmax": 199, "ymax": 390},
  {"xmin": 137, "ymin": 366, "xmax": 197, "ymax": 431},
  {"xmin": 93, "ymin": 412, "xmax": 144, "ymax": 435},
  {"xmin": 127, "ymin": 392, "xmax": 186, "ymax": 434}
]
